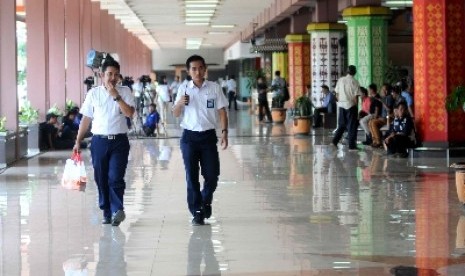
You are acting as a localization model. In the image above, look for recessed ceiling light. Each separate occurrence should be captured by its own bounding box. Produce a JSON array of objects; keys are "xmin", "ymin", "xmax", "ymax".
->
[
  {"xmin": 185, "ymin": 9, "xmax": 216, "ymax": 14},
  {"xmin": 185, "ymin": 13, "xmax": 214, "ymax": 17},
  {"xmin": 210, "ymin": 24, "xmax": 235, "ymax": 28},
  {"xmin": 185, "ymin": 17, "xmax": 211, "ymax": 22},
  {"xmin": 208, "ymin": 31, "xmax": 229, "ymax": 35},
  {"xmin": 185, "ymin": 22, "xmax": 210, "ymax": 26},
  {"xmin": 184, "ymin": 0, "xmax": 219, "ymax": 3},
  {"xmin": 185, "ymin": 4, "xmax": 217, "ymax": 8}
]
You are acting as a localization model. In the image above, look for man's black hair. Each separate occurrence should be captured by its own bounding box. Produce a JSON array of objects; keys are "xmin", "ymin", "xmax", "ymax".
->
[
  {"xmin": 46, "ymin": 113, "xmax": 58, "ymax": 121},
  {"xmin": 275, "ymin": 70, "xmax": 281, "ymax": 76},
  {"xmin": 347, "ymin": 65, "xmax": 357, "ymax": 75},
  {"xmin": 101, "ymin": 55, "xmax": 120, "ymax": 73},
  {"xmin": 368, "ymin": 83, "xmax": 377, "ymax": 92},
  {"xmin": 185, "ymin": 55, "xmax": 206, "ymax": 70}
]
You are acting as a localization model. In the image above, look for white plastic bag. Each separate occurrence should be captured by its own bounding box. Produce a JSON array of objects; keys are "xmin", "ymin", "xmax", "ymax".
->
[{"xmin": 62, "ymin": 153, "xmax": 87, "ymax": 189}]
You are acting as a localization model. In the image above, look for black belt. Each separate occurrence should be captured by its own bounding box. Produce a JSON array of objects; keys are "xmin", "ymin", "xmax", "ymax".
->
[
  {"xmin": 94, "ymin": 134, "xmax": 127, "ymax": 140},
  {"xmin": 184, "ymin": 129, "xmax": 215, "ymax": 134}
]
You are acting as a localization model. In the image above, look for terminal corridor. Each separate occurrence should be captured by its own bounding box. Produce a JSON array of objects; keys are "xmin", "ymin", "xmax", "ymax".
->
[{"xmin": 0, "ymin": 110, "xmax": 464, "ymax": 275}]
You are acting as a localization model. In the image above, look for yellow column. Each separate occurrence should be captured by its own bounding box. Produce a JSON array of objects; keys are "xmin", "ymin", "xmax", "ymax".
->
[
  {"xmin": 272, "ymin": 52, "xmax": 288, "ymax": 81},
  {"xmin": 285, "ymin": 34, "xmax": 311, "ymax": 101}
]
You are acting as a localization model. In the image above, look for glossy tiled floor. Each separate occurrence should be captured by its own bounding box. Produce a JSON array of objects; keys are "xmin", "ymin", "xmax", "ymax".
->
[{"xmin": 1, "ymin": 108, "xmax": 465, "ymax": 275}]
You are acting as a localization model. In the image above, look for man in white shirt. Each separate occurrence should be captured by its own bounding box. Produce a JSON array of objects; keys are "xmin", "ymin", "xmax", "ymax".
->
[
  {"xmin": 74, "ymin": 57, "xmax": 136, "ymax": 227},
  {"xmin": 172, "ymin": 55, "xmax": 229, "ymax": 226},
  {"xmin": 169, "ymin": 76, "xmax": 181, "ymax": 102},
  {"xmin": 227, "ymin": 75, "xmax": 238, "ymax": 110},
  {"xmin": 331, "ymin": 65, "xmax": 361, "ymax": 151}
]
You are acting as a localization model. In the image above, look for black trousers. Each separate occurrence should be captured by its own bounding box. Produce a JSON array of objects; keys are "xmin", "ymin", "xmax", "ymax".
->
[
  {"xmin": 258, "ymin": 98, "xmax": 272, "ymax": 121},
  {"xmin": 332, "ymin": 106, "xmax": 358, "ymax": 149},
  {"xmin": 180, "ymin": 129, "xmax": 220, "ymax": 216},
  {"xmin": 228, "ymin": 91, "xmax": 237, "ymax": 110}
]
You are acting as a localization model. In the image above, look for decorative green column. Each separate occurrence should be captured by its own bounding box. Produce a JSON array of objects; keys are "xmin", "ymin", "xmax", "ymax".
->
[{"xmin": 342, "ymin": 6, "xmax": 390, "ymax": 88}]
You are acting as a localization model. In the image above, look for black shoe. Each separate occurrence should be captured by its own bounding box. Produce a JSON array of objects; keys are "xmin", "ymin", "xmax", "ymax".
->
[
  {"xmin": 111, "ymin": 210, "xmax": 126, "ymax": 226},
  {"xmin": 192, "ymin": 210, "xmax": 205, "ymax": 226},
  {"xmin": 203, "ymin": 204, "xmax": 212, "ymax": 219},
  {"xmin": 362, "ymin": 140, "xmax": 371, "ymax": 145},
  {"xmin": 102, "ymin": 217, "xmax": 111, "ymax": 224}
]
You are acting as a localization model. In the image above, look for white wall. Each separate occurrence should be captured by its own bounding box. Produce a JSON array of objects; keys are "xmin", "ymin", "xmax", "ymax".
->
[
  {"xmin": 224, "ymin": 41, "xmax": 261, "ymax": 61},
  {"xmin": 151, "ymin": 48, "xmax": 226, "ymax": 71}
]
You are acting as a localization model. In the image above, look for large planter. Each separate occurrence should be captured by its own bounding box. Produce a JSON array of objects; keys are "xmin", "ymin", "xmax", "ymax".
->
[
  {"xmin": 292, "ymin": 116, "xmax": 312, "ymax": 135},
  {"xmin": 271, "ymin": 108, "xmax": 287, "ymax": 124},
  {"xmin": 20, "ymin": 123, "xmax": 39, "ymax": 156},
  {"xmin": 0, "ymin": 132, "xmax": 17, "ymax": 167},
  {"xmin": 18, "ymin": 129, "xmax": 28, "ymax": 158}
]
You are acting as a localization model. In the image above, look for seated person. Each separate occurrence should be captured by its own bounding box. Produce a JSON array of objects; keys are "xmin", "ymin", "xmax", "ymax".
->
[
  {"xmin": 369, "ymin": 83, "xmax": 394, "ymax": 148},
  {"xmin": 40, "ymin": 113, "xmax": 87, "ymax": 150},
  {"xmin": 358, "ymin": 87, "xmax": 371, "ymax": 119},
  {"xmin": 383, "ymin": 102, "xmax": 414, "ymax": 158},
  {"xmin": 62, "ymin": 109, "xmax": 79, "ymax": 140},
  {"xmin": 143, "ymin": 103, "xmax": 160, "ymax": 137},
  {"xmin": 313, "ymin": 85, "xmax": 336, "ymax": 128}
]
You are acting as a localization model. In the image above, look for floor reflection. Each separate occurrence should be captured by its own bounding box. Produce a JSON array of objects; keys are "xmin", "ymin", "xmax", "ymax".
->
[
  {"xmin": 187, "ymin": 225, "xmax": 220, "ymax": 276},
  {"xmin": 95, "ymin": 227, "xmax": 127, "ymax": 276}
]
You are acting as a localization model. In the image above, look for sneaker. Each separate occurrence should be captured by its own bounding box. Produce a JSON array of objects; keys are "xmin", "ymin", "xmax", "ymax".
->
[
  {"xmin": 192, "ymin": 210, "xmax": 205, "ymax": 226},
  {"xmin": 111, "ymin": 210, "xmax": 126, "ymax": 227},
  {"xmin": 348, "ymin": 147, "xmax": 358, "ymax": 152},
  {"xmin": 101, "ymin": 217, "xmax": 111, "ymax": 224},
  {"xmin": 203, "ymin": 203, "xmax": 212, "ymax": 219}
]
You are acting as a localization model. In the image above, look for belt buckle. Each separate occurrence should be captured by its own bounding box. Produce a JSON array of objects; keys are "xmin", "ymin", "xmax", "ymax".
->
[{"xmin": 108, "ymin": 135, "xmax": 115, "ymax": 140}]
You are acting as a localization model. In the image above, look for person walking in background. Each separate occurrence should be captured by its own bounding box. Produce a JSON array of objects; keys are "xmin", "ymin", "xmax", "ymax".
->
[
  {"xmin": 73, "ymin": 56, "xmax": 135, "ymax": 227},
  {"xmin": 172, "ymin": 55, "xmax": 229, "ymax": 226},
  {"xmin": 156, "ymin": 75, "xmax": 171, "ymax": 129},
  {"xmin": 170, "ymin": 75, "xmax": 181, "ymax": 103},
  {"xmin": 227, "ymin": 75, "xmax": 238, "ymax": 110},
  {"xmin": 256, "ymin": 76, "xmax": 272, "ymax": 123},
  {"xmin": 331, "ymin": 65, "xmax": 361, "ymax": 151},
  {"xmin": 271, "ymin": 70, "xmax": 286, "ymax": 97}
]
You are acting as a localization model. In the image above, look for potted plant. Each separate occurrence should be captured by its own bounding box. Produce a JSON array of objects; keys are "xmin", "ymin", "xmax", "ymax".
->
[
  {"xmin": 0, "ymin": 117, "xmax": 16, "ymax": 167},
  {"xmin": 48, "ymin": 104, "xmax": 64, "ymax": 117},
  {"xmin": 18, "ymin": 100, "xmax": 39, "ymax": 156},
  {"xmin": 446, "ymin": 85, "xmax": 465, "ymax": 112},
  {"xmin": 446, "ymin": 85, "xmax": 465, "ymax": 209},
  {"xmin": 271, "ymin": 94, "xmax": 287, "ymax": 123},
  {"xmin": 292, "ymin": 96, "xmax": 313, "ymax": 135},
  {"xmin": 65, "ymin": 99, "xmax": 77, "ymax": 113}
]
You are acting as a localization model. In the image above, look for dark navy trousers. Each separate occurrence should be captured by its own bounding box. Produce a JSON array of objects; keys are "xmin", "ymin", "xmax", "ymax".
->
[
  {"xmin": 90, "ymin": 135, "xmax": 130, "ymax": 219},
  {"xmin": 332, "ymin": 106, "xmax": 358, "ymax": 149},
  {"xmin": 180, "ymin": 129, "xmax": 220, "ymax": 216}
]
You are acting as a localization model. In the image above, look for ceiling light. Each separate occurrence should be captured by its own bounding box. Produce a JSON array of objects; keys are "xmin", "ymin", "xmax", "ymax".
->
[
  {"xmin": 210, "ymin": 24, "xmax": 235, "ymax": 28},
  {"xmin": 185, "ymin": 4, "xmax": 217, "ymax": 8},
  {"xmin": 185, "ymin": 13, "xmax": 214, "ymax": 17},
  {"xmin": 185, "ymin": 9, "xmax": 215, "ymax": 13},
  {"xmin": 208, "ymin": 31, "xmax": 229, "ymax": 35},
  {"xmin": 185, "ymin": 22, "xmax": 210, "ymax": 26},
  {"xmin": 184, "ymin": 0, "xmax": 219, "ymax": 3},
  {"xmin": 185, "ymin": 17, "xmax": 211, "ymax": 22}
]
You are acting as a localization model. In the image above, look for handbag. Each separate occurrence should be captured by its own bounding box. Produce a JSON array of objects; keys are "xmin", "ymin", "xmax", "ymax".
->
[{"xmin": 61, "ymin": 152, "xmax": 87, "ymax": 189}]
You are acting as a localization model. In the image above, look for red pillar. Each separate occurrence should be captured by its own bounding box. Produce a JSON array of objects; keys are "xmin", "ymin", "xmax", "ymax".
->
[
  {"xmin": 415, "ymin": 173, "xmax": 450, "ymax": 272},
  {"xmin": 48, "ymin": 0, "xmax": 66, "ymax": 110},
  {"xmin": 107, "ymin": 14, "xmax": 116, "ymax": 54},
  {"xmin": 100, "ymin": 10, "xmax": 110, "ymax": 51},
  {"xmin": 26, "ymin": 0, "xmax": 49, "ymax": 120},
  {"xmin": 413, "ymin": 0, "xmax": 465, "ymax": 146},
  {"xmin": 65, "ymin": 0, "xmax": 83, "ymax": 106},
  {"xmin": 285, "ymin": 34, "xmax": 311, "ymax": 101}
]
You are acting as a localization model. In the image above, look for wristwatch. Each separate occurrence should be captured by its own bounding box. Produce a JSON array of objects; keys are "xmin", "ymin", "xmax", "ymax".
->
[{"xmin": 114, "ymin": 95, "xmax": 122, "ymax": 102}]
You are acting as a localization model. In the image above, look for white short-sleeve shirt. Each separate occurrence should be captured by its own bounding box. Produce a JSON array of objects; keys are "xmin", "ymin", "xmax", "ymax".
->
[
  {"xmin": 335, "ymin": 74, "xmax": 360, "ymax": 109},
  {"xmin": 174, "ymin": 80, "xmax": 227, "ymax": 131},
  {"xmin": 80, "ymin": 85, "xmax": 135, "ymax": 135}
]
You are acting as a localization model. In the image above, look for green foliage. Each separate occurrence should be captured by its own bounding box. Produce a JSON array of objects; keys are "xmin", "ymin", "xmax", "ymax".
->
[
  {"xmin": 47, "ymin": 104, "xmax": 64, "ymax": 117},
  {"xmin": 0, "ymin": 117, "xmax": 7, "ymax": 133},
  {"xmin": 65, "ymin": 99, "xmax": 77, "ymax": 113},
  {"xmin": 271, "ymin": 94, "xmax": 285, "ymax": 108},
  {"xmin": 245, "ymin": 69, "xmax": 266, "ymax": 92},
  {"xmin": 446, "ymin": 85, "xmax": 465, "ymax": 112},
  {"xmin": 19, "ymin": 100, "xmax": 39, "ymax": 124},
  {"xmin": 293, "ymin": 96, "xmax": 313, "ymax": 117},
  {"xmin": 384, "ymin": 61, "xmax": 404, "ymax": 86}
]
